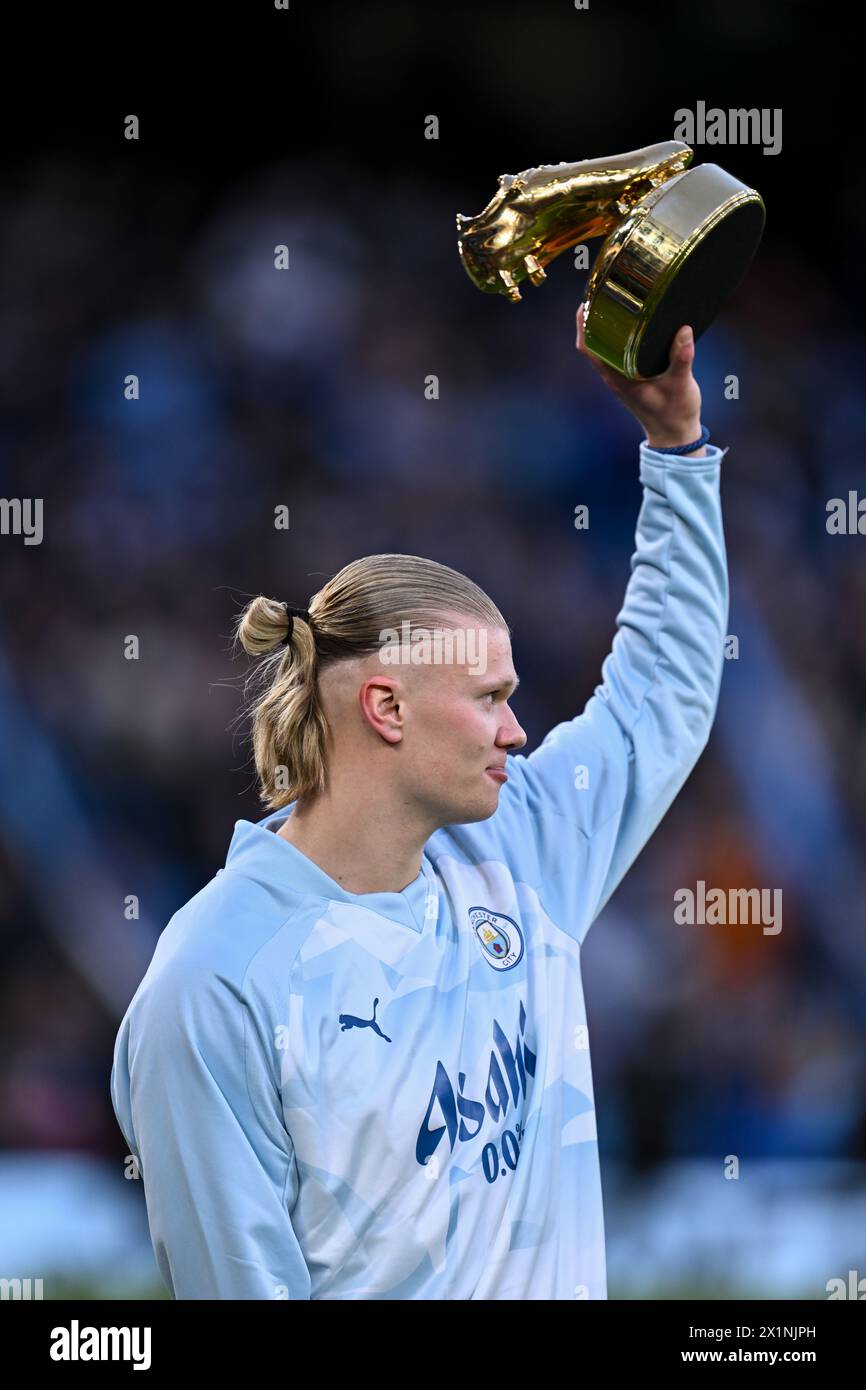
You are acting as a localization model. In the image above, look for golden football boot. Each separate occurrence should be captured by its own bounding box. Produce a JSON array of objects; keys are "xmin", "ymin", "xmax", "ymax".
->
[
  {"xmin": 456, "ymin": 141, "xmax": 765, "ymax": 379},
  {"xmin": 456, "ymin": 141, "xmax": 693, "ymax": 301}
]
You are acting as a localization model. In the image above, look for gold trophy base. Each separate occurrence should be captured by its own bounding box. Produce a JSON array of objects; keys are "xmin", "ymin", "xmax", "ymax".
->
[{"xmin": 583, "ymin": 163, "xmax": 765, "ymax": 378}]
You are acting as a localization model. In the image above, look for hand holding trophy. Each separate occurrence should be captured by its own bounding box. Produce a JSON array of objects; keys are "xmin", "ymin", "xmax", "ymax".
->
[
  {"xmin": 576, "ymin": 300, "xmax": 705, "ymax": 453},
  {"xmin": 456, "ymin": 141, "xmax": 764, "ymax": 380}
]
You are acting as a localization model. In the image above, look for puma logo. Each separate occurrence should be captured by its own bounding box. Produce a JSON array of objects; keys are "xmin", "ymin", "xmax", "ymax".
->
[{"xmin": 338, "ymin": 997, "xmax": 391, "ymax": 1043}]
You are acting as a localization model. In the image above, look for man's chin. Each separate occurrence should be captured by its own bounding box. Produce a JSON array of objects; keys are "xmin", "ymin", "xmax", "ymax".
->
[{"xmin": 440, "ymin": 788, "xmax": 501, "ymax": 828}]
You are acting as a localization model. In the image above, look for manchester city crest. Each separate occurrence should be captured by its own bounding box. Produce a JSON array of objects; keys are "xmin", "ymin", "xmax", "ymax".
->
[{"xmin": 468, "ymin": 906, "xmax": 524, "ymax": 971}]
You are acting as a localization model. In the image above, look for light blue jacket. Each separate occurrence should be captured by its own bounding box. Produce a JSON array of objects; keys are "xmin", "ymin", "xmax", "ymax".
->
[{"xmin": 110, "ymin": 441, "xmax": 729, "ymax": 1299}]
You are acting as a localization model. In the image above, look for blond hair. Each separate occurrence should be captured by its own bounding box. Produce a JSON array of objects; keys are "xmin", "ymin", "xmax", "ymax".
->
[{"xmin": 232, "ymin": 554, "xmax": 508, "ymax": 810}]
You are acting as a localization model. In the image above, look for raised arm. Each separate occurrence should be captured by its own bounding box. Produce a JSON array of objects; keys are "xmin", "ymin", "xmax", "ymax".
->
[
  {"xmin": 579, "ymin": 436, "xmax": 727, "ymax": 917},
  {"xmin": 486, "ymin": 308, "xmax": 728, "ymax": 940}
]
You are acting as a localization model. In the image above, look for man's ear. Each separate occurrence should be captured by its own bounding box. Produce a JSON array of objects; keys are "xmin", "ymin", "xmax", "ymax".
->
[{"xmin": 358, "ymin": 676, "xmax": 403, "ymax": 745}]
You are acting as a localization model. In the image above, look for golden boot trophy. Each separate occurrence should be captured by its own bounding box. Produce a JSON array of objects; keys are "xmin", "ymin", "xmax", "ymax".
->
[{"xmin": 456, "ymin": 141, "xmax": 765, "ymax": 379}]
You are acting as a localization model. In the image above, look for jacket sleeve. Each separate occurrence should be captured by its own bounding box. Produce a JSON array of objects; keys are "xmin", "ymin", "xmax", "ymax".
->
[
  {"xmin": 110, "ymin": 957, "xmax": 312, "ymax": 1300},
  {"xmin": 500, "ymin": 440, "xmax": 729, "ymax": 943}
]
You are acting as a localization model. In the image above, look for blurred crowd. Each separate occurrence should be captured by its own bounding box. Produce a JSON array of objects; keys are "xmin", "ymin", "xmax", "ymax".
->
[{"xmin": 1, "ymin": 148, "xmax": 864, "ymax": 1192}]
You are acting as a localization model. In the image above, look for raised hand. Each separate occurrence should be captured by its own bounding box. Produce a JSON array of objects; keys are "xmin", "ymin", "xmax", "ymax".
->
[{"xmin": 576, "ymin": 303, "xmax": 705, "ymax": 455}]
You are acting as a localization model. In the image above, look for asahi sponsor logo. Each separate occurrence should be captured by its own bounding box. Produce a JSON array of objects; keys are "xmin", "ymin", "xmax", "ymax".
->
[{"xmin": 416, "ymin": 998, "xmax": 536, "ymax": 1169}]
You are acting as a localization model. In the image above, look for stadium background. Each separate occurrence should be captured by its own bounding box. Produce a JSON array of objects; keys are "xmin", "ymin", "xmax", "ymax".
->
[{"xmin": 1, "ymin": 1, "xmax": 864, "ymax": 1298}]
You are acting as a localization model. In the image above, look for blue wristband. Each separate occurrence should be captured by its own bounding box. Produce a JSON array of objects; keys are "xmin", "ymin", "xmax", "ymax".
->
[{"xmin": 647, "ymin": 424, "xmax": 711, "ymax": 455}]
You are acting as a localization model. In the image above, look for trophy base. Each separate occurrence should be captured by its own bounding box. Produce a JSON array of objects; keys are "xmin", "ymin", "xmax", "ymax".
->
[{"xmin": 584, "ymin": 164, "xmax": 765, "ymax": 379}]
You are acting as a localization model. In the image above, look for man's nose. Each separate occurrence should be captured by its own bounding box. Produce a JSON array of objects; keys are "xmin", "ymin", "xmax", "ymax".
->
[{"xmin": 499, "ymin": 710, "xmax": 527, "ymax": 752}]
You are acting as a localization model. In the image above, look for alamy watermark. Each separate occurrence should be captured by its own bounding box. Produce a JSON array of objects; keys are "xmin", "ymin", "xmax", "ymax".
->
[
  {"xmin": 0, "ymin": 497, "xmax": 42, "ymax": 544},
  {"xmin": 377, "ymin": 622, "xmax": 488, "ymax": 675},
  {"xmin": 674, "ymin": 103, "xmax": 782, "ymax": 156},
  {"xmin": 826, "ymin": 1269, "xmax": 866, "ymax": 1299},
  {"xmin": 826, "ymin": 491, "xmax": 866, "ymax": 534},
  {"xmin": 50, "ymin": 1322, "xmax": 151, "ymax": 1369},
  {"xmin": 674, "ymin": 880, "xmax": 782, "ymax": 935},
  {"xmin": 1, "ymin": 1276, "xmax": 43, "ymax": 1299}
]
